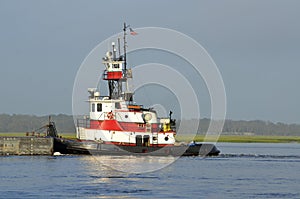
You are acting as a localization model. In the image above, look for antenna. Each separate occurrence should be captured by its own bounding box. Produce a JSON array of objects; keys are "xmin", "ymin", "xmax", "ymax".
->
[
  {"xmin": 123, "ymin": 22, "xmax": 129, "ymax": 71},
  {"xmin": 117, "ymin": 37, "xmax": 121, "ymax": 58}
]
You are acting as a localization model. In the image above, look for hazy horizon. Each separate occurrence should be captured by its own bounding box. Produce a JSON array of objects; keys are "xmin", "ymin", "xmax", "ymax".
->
[{"xmin": 0, "ymin": 113, "xmax": 298, "ymax": 125}]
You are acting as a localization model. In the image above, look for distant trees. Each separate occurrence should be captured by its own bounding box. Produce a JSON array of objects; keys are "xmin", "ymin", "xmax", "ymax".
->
[
  {"xmin": 0, "ymin": 114, "xmax": 75, "ymax": 133},
  {"xmin": 178, "ymin": 118, "xmax": 300, "ymax": 136},
  {"xmin": 0, "ymin": 114, "xmax": 299, "ymax": 136},
  {"xmin": 220, "ymin": 119, "xmax": 300, "ymax": 136}
]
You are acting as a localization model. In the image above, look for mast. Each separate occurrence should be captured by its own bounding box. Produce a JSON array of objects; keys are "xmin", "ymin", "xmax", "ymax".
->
[
  {"xmin": 123, "ymin": 22, "xmax": 128, "ymax": 72},
  {"xmin": 102, "ymin": 23, "xmax": 133, "ymax": 102}
]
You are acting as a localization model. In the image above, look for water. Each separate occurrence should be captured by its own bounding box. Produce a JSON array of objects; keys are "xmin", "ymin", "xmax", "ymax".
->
[{"xmin": 1, "ymin": 143, "xmax": 300, "ymax": 198}]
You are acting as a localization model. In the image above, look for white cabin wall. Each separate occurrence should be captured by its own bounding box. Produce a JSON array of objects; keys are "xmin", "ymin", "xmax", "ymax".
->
[
  {"xmin": 89, "ymin": 101, "xmax": 116, "ymax": 120},
  {"xmin": 115, "ymin": 112, "xmax": 144, "ymax": 123},
  {"xmin": 79, "ymin": 128, "xmax": 175, "ymax": 145},
  {"xmin": 88, "ymin": 99, "xmax": 159, "ymax": 124}
]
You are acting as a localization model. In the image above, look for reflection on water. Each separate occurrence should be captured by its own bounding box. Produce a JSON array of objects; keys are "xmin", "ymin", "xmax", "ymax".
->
[
  {"xmin": 82, "ymin": 155, "xmax": 177, "ymax": 173},
  {"xmin": 1, "ymin": 143, "xmax": 300, "ymax": 198}
]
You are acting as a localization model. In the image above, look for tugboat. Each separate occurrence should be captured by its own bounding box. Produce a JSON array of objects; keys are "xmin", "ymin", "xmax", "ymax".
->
[{"xmin": 65, "ymin": 23, "xmax": 220, "ymax": 156}]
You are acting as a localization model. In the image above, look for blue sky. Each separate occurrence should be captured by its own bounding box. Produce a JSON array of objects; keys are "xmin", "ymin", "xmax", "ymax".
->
[{"xmin": 0, "ymin": 0, "xmax": 299, "ymax": 123}]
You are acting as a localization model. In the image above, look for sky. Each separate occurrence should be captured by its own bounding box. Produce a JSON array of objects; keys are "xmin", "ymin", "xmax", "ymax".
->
[{"xmin": 0, "ymin": 0, "xmax": 299, "ymax": 124}]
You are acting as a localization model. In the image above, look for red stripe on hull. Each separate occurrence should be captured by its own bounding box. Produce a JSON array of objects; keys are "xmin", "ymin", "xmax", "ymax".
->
[
  {"xmin": 100, "ymin": 120, "xmax": 123, "ymax": 131},
  {"xmin": 90, "ymin": 120, "xmax": 160, "ymax": 132}
]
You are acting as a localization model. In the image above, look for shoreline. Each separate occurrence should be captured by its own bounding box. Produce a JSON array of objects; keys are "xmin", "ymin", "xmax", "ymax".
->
[
  {"xmin": 0, "ymin": 133, "xmax": 299, "ymax": 143},
  {"xmin": 176, "ymin": 135, "xmax": 300, "ymax": 143}
]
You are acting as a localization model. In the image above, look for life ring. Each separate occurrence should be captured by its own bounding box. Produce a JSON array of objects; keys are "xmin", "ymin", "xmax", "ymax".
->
[{"xmin": 107, "ymin": 112, "xmax": 114, "ymax": 120}]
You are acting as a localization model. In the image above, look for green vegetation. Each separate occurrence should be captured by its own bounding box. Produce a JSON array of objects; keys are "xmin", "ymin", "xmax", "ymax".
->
[
  {"xmin": 0, "ymin": 132, "xmax": 76, "ymax": 139},
  {"xmin": 1, "ymin": 132, "xmax": 299, "ymax": 143},
  {"xmin": 176, "ymin": 135, "xmax": 300, "ymax": 143},
  {"xmin": 0, "ymin": 114, "xmax": 300, "ymax": 143},
  {"xmin": 60, "ymin": 134, "xmax": 76, "ymax": 139},
  {"xmin": 0, "ymin": 132, "xmax": 26, "ymax": 137}
]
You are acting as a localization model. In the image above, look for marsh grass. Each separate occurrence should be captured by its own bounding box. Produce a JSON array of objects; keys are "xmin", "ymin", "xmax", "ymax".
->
[
  {"xmin": 176, "ymin": 134, "xmax": 300, "ymax": 143},
  {"xmin": 1, "ymin": 132, "xmax": 299, "ymax": 143},
  {"xmin": 0, "ymin": 132, "xmax": 76, "ymax": 139}
]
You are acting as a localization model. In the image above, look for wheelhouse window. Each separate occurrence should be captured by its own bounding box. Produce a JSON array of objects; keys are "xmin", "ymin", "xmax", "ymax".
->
[
  {"xmin": 97, "ymin": 103, "xmax": 102, "ymax": 112},
  {"xmin": 115, "ymin": 102, "xmax": 121, "ymax": 109},
  {"xmin": 91, "ymin": 103, "xmax": 95, "ymax": 112}
]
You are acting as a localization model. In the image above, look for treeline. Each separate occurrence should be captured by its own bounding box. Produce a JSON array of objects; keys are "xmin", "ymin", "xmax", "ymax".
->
[
  {"xmin": 0, "ymin": 114, "xmax": 299, "ymax": 136},
  {"xmin": 0, "ymin": 114, "xmax": 75, "ymax": 133},
  {"xmin": 179, "ymin": 118, "xmax": 300, "ymax": 136}
]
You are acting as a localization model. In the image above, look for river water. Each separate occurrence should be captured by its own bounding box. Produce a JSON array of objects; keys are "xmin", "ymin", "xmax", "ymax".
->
[{"xmin": 0, "ymin": 143, "xmax": 300, "ymax": 198}]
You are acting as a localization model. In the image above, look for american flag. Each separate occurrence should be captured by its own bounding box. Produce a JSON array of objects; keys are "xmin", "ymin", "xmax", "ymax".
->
[{"xmin": 129, "ymin": 28, "xmax": 138, "ymax": 35}]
